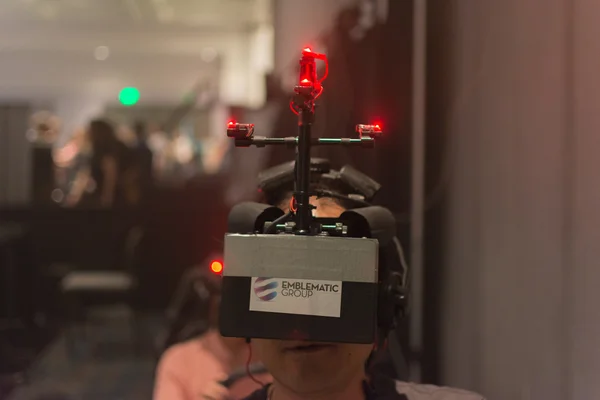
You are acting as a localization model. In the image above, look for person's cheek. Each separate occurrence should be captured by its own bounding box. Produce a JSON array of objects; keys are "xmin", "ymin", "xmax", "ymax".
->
[{"xmin": 253, "ymin": 340, "xmax": 271, "ymax": 362}]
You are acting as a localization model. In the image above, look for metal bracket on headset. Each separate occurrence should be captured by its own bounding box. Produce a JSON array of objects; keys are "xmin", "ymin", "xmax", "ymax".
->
[
  {"xmin": 220, "ymin": 47, "xmax": 408, "ymax": 345},
  {"xmin": 257, "ymin": 158, "xmax": 331, "ymax": 195},
  {"xmin": 257, "ymin": 159, "xmax": 410, "ymax": 327},
  {"xmin": 258, "ymin": 158, "xmax": 382, "ymax": 204}
]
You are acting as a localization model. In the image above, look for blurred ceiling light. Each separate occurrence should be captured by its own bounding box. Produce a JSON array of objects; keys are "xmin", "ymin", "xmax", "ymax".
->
[
  {"xmin": 26, "ymin": 128, "xmax": 38, "ymax": 143},
  {"xmin": 51, "ymin": 189, "xmax": 64, "ymax": 204},
  {"xmin": 201, "ymin": 47, "xmax": 218, "ymax": 63},
  {"xmin": 94, "ymin": 46, "xmax": 110, "ymax": 61}
]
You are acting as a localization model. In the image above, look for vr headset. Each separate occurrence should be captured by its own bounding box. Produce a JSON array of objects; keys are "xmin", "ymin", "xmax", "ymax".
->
[{"xmin": 219, "ymin": 48, "xmax": 408, "ymax": 344}]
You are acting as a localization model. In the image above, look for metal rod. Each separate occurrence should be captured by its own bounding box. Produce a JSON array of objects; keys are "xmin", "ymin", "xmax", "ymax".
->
[
  {"xmin": 295, "ymin": 108, "xmax": 313, "ymax": 234},
  {"xmin": 314, "ymin": 138, "xmax": 373, "ymax": 146},
  {"xmin": 234, "ymin": 137, "xmax": 373, "ymax": 147}
]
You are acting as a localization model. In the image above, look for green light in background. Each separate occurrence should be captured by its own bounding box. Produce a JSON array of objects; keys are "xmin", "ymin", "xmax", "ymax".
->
[{"xmin": 118, "ymin": 87, "xmax": 140, "ymax": 106}]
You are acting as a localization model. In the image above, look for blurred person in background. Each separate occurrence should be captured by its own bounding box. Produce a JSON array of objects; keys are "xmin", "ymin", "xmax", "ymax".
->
[
  {"xmin": 116, "ymin": 124, "xmax": 137, "ymax": 147},
  {"xmin": 154, "ymin": 268, "xmax": 270, "ymax": 400},
  {"xmin": 53, "ymin": 127, "xmax": 91, "ymax": 170},
  {"xmin": 29, "ymin": 111, "xmax": 62, "ymax": 203},
  {"xmin": 171, "ymin": 129, "xmax": 196, "ymax": 176},
  {"xmin": 28, "ymin": 110, "xmax": 61, "ymax": 145},
  {"xmin": 147, "ymin": 126, "xmax": 170, "ymax": 181},
  {"xmin": 65, "ymin": 118, "xmax": 131, "ymax": 207},
  {"xmin": 132, "ymin": 120, "xmax": 154, "ymax": 193},
  {"xmin": 54, "ymin": 127, "xmax": 92, "ymax": 205},
  {"xmin": 118, "ymin": 120, "xmax": 154, "ymax": 204},
  {"xmin": 116, "ymin": 123, "xmax": 148, "ymax": 204},
  {"xmin": 113, "ymin": 122, "xmax": 155, "ymax": 205}
]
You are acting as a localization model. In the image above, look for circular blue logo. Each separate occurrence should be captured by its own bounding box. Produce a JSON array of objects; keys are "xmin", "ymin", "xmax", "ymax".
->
[{"xmin": 254, "ymin": 278, "xmax": 278, "ymax": 301}]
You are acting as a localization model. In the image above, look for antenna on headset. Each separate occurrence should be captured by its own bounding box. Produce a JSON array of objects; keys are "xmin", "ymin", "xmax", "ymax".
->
[{"xmin": 226, "ymin": 47, "xmax": 383, "ymax": 235}]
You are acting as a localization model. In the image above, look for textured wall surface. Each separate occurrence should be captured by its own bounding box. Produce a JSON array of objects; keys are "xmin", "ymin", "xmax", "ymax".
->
[{"xmin": 436, "ymin": 1, "xmax": 600, "ymax": 399}]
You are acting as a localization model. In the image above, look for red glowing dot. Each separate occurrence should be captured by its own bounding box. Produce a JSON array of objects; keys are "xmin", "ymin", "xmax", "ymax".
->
[
  {"xmin": 210, "ymin": 260, "xmax": 223, "ymax": 274},
  {"xmin": 227, "ymin": 121, "xmax": 235, "ymax": 126},
  {"xmin": 303, "ymin": 47, "xmax": 312, "ymax": 52},
  {"xmin": 301, "ymin": 78, "xmax": 310, "ymax": 84}
]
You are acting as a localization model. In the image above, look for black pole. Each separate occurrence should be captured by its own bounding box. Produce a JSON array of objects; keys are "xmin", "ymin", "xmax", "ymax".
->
[{"xmin": 295, "ymin": 107, "xmax": 313, "ymax": 234}]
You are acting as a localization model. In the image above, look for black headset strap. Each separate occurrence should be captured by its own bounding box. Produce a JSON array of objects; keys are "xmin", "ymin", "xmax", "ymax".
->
[{"xmin": 387, "ymin": 330, "xmax": 407, "ymax": 381}]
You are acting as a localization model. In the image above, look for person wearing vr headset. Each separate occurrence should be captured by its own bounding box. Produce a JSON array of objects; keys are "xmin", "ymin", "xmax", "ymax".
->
[
  {"xmin": 154, "ymin": 267, "xmax": 270, "ymax": 400},
  {"xmin": 227, "ymin": 160, "xmax": 485, "ymax": 400}
]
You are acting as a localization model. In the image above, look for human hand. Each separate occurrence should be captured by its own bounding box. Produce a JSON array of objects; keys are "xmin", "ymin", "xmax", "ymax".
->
[{"xmin": 199, "ymin": 376, "xmax": 231, "ymax": 400}]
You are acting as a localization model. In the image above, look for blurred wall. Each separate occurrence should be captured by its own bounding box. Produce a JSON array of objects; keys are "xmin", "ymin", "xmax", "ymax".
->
[
  {"xmin": 432, "ymin": 0, "xmax": 600, "ymax": 399},
  {"xmin": 0, "ymin": 105, "xmax": 31, "ymax": 205},
  {"xmin": 273, "ymin": 0, "xmax": 356, "ymax": 80}
]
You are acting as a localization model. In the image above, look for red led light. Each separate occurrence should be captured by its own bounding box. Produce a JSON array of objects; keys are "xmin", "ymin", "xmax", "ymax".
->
[
  {"xmin": 228, "ymin": 121, "xmax": 235, "ymax": 126},
  {"xmin": 210, "ymin": 260, "xmax": 223, "ymax": 274},
  {"xmin": 356, "ymin": 123, "xmax": 383, "ymax": 139},
  {"xmin": 301, "ymin": 78, "xmax": 310, "ymax": 84},
  {"xmin": 304, "ymin": 47, "xmax": 312, "ymax": 52}
]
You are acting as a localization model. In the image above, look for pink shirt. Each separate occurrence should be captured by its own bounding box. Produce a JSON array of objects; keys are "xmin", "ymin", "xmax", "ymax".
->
[{"xmin": 154, "ymin": 330, "xmax": 270, "ymax": 400}]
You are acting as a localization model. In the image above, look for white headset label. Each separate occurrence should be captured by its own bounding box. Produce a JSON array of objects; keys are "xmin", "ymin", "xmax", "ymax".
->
[{"xmin": 249, "ymin": 277, "xmax": 342, "ymax": 318}]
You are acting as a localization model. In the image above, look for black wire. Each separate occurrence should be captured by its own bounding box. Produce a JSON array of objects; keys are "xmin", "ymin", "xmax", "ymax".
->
[
  {"xmin": 264, "ymin": 212, "xmax": 292, "ymax": 234},
  {"xmin": 245, "ymin": 342, "xmax": 267, "ymax": 388}
]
